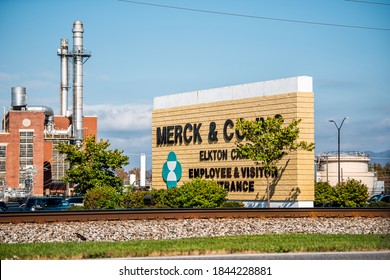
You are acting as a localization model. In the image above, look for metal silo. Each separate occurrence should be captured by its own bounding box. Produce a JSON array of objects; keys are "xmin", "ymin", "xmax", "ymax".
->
[{"xmin": 11, "ymin": 87, "xmax": 27, "ymax": 110}]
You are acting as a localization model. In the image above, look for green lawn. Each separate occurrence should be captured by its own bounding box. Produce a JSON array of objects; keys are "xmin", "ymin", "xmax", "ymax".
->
[{"xmin": 1, "ymin": 234, "xmax": 389, "ymax": 259}]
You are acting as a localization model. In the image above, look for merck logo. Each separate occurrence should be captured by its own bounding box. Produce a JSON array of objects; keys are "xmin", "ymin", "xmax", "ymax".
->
[{"xmin": 162, "ymin": 151, "xmax": 182, "ymax": 189}]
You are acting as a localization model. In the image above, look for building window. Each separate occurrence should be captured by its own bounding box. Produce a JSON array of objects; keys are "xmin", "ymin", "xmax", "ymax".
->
[
  {"xmin": 19, "ymin": 131, "xmax": 34, "ymax": 187},
  {"xmin": 0, "ymin": 145, "xmax": 6, "ymax": 185},
  {"xmin": 52, "ymin": 140, "xmax": 69, "ymax": 181}
]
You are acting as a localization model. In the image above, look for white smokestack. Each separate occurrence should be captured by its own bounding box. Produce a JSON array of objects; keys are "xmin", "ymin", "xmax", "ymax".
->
[
  {"xmin": 71, "ymin": 20, "xmax": 90, "ymax": 146},
  {"xmin": 57, "ymin": 39, "xmax": 69, "ymax": 116},
  {"xmin": 140, "ymin": 153, "xmax": 146, "ymax": 187}
]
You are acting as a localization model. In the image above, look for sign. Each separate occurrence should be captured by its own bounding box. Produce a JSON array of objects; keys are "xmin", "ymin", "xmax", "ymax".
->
[
  {"xmin": 152, "ymin": 76, "xmax": 314, "ymax": 205},
  {"xmin": 162, "ymin": 151, "xmax": 182, "ymax": 189}
]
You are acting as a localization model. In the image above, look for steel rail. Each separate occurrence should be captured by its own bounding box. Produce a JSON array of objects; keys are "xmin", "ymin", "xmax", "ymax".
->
[{"xmin": 0, "ymin": 208, "xmax": 389, "ymax": 224}]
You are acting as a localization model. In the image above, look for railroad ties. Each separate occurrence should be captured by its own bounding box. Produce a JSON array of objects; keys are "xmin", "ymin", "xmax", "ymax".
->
[{"xmin": 0, "ymin": 208, "xmax": 389, "ymax": 224}]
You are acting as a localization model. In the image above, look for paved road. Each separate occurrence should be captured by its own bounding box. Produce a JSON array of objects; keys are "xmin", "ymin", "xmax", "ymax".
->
[{"xmin": 133, "ymin": 251, "xmax": 390, "ymax": 260}]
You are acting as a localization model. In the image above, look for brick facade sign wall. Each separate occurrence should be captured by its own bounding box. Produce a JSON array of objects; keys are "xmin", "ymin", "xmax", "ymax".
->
[{"xmin": 152, "ymin": 76, "xmax": 314, "ymax": 206}]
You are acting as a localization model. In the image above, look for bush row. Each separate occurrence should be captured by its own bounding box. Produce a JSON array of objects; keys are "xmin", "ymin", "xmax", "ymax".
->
[
  {"xmin": 84, "ymin": 178, "xmax": 244, "ymax": 209},
  {"xmin": 83, "ymin": 178, "xmax": 384, "ymax": 209},
  {"xmin": 314, "ymin": 179, "xmax": 369, "ymax": 207}
]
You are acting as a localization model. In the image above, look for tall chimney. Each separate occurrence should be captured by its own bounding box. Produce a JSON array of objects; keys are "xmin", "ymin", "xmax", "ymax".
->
[
  {"xmin": 72, "ymin": 21, "xmax": 90, "ymax": 146},
  {"xmin": 57, "ymin": 39, "xmax": 69, "ymax": 116},
  {"xmin": 140, "ymin": 153, "xmax": 146, "ymax": 187}
]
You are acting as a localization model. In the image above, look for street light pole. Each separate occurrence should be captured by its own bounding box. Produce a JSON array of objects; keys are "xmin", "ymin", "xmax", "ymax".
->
[{"xmin": 329, "ymin": 117, "xmax": 348, "ymax": 186}]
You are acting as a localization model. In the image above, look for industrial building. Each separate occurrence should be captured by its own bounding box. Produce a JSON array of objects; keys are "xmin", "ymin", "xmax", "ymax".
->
[
  {"xmin": 0, "ymin": 21, "xmax": 97, "ymax": 198},
  {"xmin": 316, "ymin": 151, "xmax": 384, "ymax": 196}
]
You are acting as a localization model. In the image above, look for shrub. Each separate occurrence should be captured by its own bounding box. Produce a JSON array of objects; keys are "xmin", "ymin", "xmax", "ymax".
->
[
  {"xmin": 367, "ymin": 201, "xmax": 390, "ymax": 208},
  {"xmin": 83, "ymin": 185, "xmax": 122, "ymax": 209},
  {"xmin": 122, "ymin": 178, "xmax": 228, "ymax": 209},
  {"xmin": 315, "ymin": 179, "xmax": 369, "ymax": 208},
  {"xmin": 314, "ymin": 181, "xmax": 335, "ymax": 207},
  {"xmin": 150, "ymin": 188, "xmax": 179, "ymax": 208},
  {"xmin": 220, "ymin": 201, "xmax": 245, "ymax": 208},
  {"xmin": 121, "ymin": 191, "xmax": 149, "ymax": 209},
  {"xmin": 68, "ymin": 205, "xmax": 85, "ymax": 211},
  {"xmin": 121, "ymin": 188, "xmax": 181, "ymax": 209},
  {"xmin": 174, "ymin": 178, "xmax": 228, "ymax": 208},
  {"xmin": 333, "ymin": 179, "xmax": 369, "ymax": 207},
  {"xmin": 86, "ymin": 179, "xmax": 230, "ymax": 209}
]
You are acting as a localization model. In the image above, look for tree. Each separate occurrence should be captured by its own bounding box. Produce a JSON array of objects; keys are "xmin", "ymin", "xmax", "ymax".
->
[
  {"xmin": 115, "ymin": 168, "xmax": 128, "ymax": 184},
  {"xmin": 129, "ymin": 167, "xmax": 140, "ymax": 181},
  {"xmin": 372, "ymin": 162, "xmax": 390, "ymax": 193},
  {"xmin": 57, "ymin": 136, "xmax": 129, "ymax": 194},
  {"xmin": 385, "ymin": 163, "xmax": 390, "ymax": 193},
  {"xmin": 235, "ymin": 116, "xmax": 314, "ymax": 207}
]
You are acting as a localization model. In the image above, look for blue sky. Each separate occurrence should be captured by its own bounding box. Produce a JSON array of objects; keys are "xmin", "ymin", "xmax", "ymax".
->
[{"xmin": 1, "ymin": 0, "xmax": 389, "ymax": 170}]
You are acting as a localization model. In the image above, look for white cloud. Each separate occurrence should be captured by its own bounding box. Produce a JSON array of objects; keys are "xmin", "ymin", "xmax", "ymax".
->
[
  {"xmin": 84, "ymin": 103, "xmax": 152, "ymax": 132},
  {"xmin": 96, "ymin": 74, "xmax": 111, "ymax": 81},
  {"xmin": 38, "ymin": 71, "xmax": 57, "ymax": 79},
  {"xmin": 381, "ymin": 118, "xmax": 390, "ymax": 128},
  {"xmin": 24, "ymin": 80, "xmax": 56, "ymax": 90},
  {"xmin": 104, "ymin": 134, "xmax": 152, "ymax": 152},
  {"xmin": 98, "ymin": 129, "xmax": 152, "ymax": 169},
  {"xmin": 0, "ymin": 72, "xmax": 18, "ymax": 81}
]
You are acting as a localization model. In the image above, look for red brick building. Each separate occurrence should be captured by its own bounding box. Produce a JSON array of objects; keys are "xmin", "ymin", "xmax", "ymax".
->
[
  {"xmin": 0, "ymin": 103, "xmax": 97, "ymax": 197},
  {"xmin": 0, "ymin": 21, "xmax": 97, "ymax": 198}
]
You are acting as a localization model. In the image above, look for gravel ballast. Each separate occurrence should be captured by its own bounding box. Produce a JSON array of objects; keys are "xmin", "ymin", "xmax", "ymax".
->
[{"xmin": 1, "ymin": 217, "xmax": 389, "ymax": 244}]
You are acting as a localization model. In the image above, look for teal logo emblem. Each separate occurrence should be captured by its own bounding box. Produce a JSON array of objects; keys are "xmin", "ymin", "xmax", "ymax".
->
[{"xmin": 162, "ymin": 151, "xmax": 182, "ymax": 189}]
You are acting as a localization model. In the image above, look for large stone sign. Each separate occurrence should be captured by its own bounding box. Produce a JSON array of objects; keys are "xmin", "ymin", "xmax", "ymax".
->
[{"xmin": 152, "ymin": 76, "xmax": 314, "ymax": 207}]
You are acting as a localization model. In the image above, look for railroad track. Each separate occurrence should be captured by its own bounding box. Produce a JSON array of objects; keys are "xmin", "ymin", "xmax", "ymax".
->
[{"xmin": 0, "ymin": 208, "xmax": 389, "ymax": 224}]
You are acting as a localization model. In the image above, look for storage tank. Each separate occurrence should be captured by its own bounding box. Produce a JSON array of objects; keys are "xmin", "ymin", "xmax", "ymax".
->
[
  {"xmin": 11, "ymin": 87, "xmax": 27, "ymax": 110},
  {"xmin": 129, "ymin": 174, "xmax": 136, "ymax": 185}
]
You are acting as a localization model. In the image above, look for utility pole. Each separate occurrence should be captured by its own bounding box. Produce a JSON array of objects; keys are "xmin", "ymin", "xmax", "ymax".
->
[{"xmin": 329, "ymin": 117, "xmax": 349, "ymax": 186}]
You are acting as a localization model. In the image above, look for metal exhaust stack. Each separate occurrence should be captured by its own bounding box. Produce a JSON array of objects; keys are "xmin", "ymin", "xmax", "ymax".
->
[
  {"xmin": 72, "ymin": 20, "xmax": 90, "ymax": 146},
  {"xmin": 57, "ymin": 39, "xmax": 69, "ymax": 116}
]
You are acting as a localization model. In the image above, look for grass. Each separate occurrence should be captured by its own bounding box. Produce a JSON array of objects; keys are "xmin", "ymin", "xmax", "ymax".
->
[{"xmin": 1, "ymin": 234, "xmax": 389, "ymax": 259}]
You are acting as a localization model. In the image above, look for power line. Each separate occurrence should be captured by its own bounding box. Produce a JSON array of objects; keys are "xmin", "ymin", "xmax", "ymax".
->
[
  {"xmin": 118, "ymin": 0, "xmax": 390, "ymax": 31},
  {"xmin": 345, "ymin": 0, "xmax": 390, "ymax": 6}
]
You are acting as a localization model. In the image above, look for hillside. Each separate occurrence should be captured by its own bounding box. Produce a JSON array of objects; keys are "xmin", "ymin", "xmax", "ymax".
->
[{"xmin": 366, "ymin": 150, "xmax": 390, "ymax": 166}]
